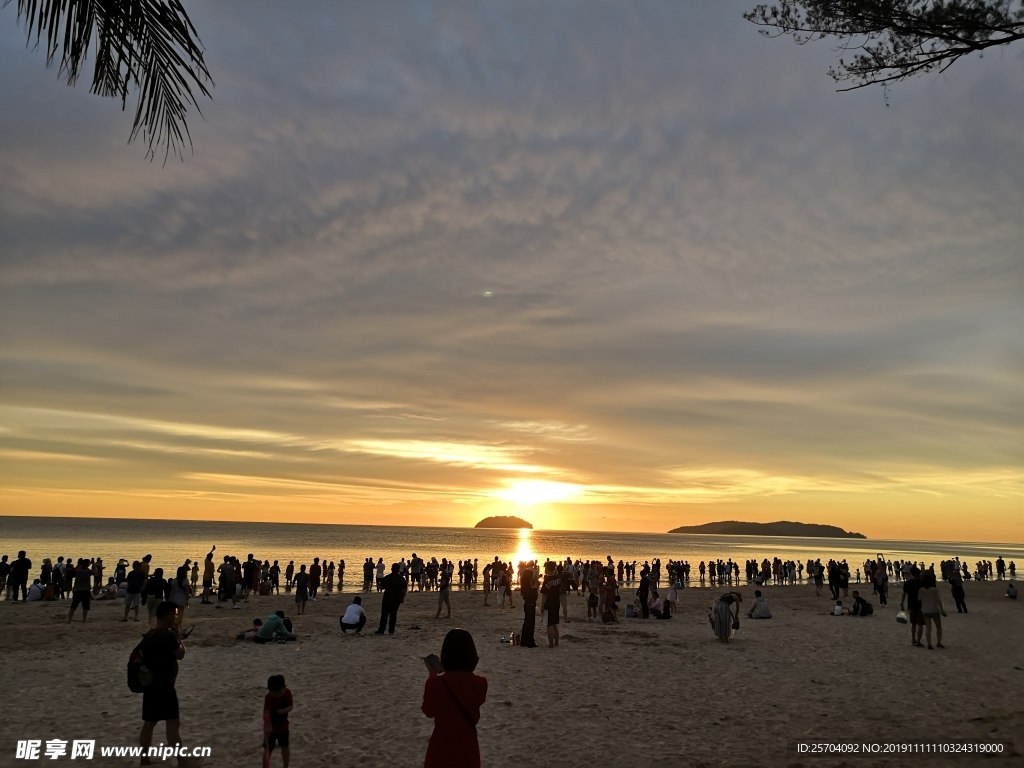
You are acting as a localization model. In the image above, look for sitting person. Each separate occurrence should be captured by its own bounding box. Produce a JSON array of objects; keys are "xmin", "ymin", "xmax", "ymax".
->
[
  {"xmin": 255, "ymin": 611, "xmax": 296, "ymax": 643},
  {"xmin": 27, "ymin": 579, "xmax": 44, "ymax": 601},
  {"xmin": 850, "ymin": 590, "xmax": 874, "ymax": 616},
  {"xmin": 652, "ymin": 596, "xmax": 671, "ymax": 620},
  {"xmin": 95, "ymin": 577, "xmax": 119, "ymax": 600},
  {"xmin": 832, "ymin": 601, "xmax": 848, "ymax": 616},
  {"xmin": 648, "ymin": 596, "xmax": 666, "ymax": 619},
  {"xmin": 1007, "ymin": 583, "xmax": 1018, "ymax": 600},
  {"xmin": 237, "ymin": 618, "xmax": 264, "ymax": 641},
  {"xmin": 340, "ymin": 595, "xmax": 367, "ymax": 635},
  {"xmin": 747, "ymin": 590, "xmax": 772, "ymax": 619}
]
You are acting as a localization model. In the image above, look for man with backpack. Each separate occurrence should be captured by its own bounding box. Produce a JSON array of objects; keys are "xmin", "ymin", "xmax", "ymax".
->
[{"xmin": 135, "ymin": 602, "xmax": 189, "ymax": 763}]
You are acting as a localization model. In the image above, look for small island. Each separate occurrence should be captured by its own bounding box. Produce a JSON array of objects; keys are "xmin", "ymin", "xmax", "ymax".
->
[
  {"xmin": 475, "ymin": 515, "xmax": 533, "ymax": 529},
  {"xmin": 668, "ymin": 520, "xmax": 865, "ymax": 538}
]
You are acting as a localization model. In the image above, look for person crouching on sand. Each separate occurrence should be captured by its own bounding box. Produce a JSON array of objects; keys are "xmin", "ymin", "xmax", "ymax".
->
[{"xmin": 422, "ymin": 629, "xmax": 487, "ymax": 768}]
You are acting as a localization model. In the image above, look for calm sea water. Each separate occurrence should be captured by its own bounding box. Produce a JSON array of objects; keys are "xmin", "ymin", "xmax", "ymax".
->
[{"xmin": 1, "ymin": 517, "xmax": 1020, "ymax": 577}]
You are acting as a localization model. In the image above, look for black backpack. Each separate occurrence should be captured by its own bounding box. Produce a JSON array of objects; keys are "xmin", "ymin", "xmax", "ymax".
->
[{"xmin": 127, "ymin": 635, "xmax": 155, "ymax": 693}]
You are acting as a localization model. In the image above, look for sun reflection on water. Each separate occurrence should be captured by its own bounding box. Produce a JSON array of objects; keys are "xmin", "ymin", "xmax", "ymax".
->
[{"xmin": 509, "ymin": 527, "xmax": 539, "ymax": 565}]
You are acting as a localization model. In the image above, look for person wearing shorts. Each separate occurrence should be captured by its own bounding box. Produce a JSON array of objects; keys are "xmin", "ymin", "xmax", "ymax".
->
[
  {"xmin": 540, "ymin": 566, "xmax": 561, "ymax": 648},
  {"xmin": 68, "ymin": 559, "xmax": 93, "ymax": 623},
  {"xmin": 122, "ymin": 561, "xmax": 144, "ymax": 622},
  {"xmin": 294, "ymin": 565, "xmax": 309, "ymax": 615},
  {"xmin": 264, "ymin": 675, "xmax": 293, "ymax": 767},
  {"xmin": 140, "ymin": 602, "xmax": 187, "ymax": 760}
]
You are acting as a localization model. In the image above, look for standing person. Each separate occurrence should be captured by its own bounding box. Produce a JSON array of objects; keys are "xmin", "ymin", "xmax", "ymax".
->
[
  {"xmin": 138, "ymin": 602, "xmax": 189, "ymax": 765},
  {"xmin": 263, "ymin": 675, "xmax": 293, "ymax": 768},
  {"xmin": 421, "ymin": 629, "xmax": 487, "ymax": 768},
  {"xmin": 586, "ymin": 563, "xmax": 600, "ymax": 621},
  {"xmin": 375, "ymin": 558, "xmax": 386, "ymax": 592},
  {"xmin": 143, "ymin": 568, "xmax": 168, "ymax": 627},
  {"xmin": 813, "ymin": 560, "xmax": 824, "ymax": 596},
  {"xmin": 375, "ymin": 563, "xmax": 407, "ymax": 635},
  {"xmin": 339, "ymin": 596, "xmax": 367, "ymax": 635},
  {"xmin": 189, "ymin": 562, "xmax": 199, "ymax": 594},
  {"xmin": 919, "ymin": 572, "xmax": 947, "ymax": 650},
  {"xmin": 10, "ymin": 551, "xmax": 31, "ymax": 602},
  {"xmin": 875, "ymin": 563, "xmax": 889, "ymax": 607},
  {"xmin": 711, "ymin": 592, "xmax": 742, "ymax": 643},
  {"xmin": 337, "ymin": 559, "xmax": 345, "ymax": 590},
  {"xmin": 0, "ymin": 555, "xmax": 9, "ymax": 600},
  {"xmin": 92, "ymin": 558, "xmax": 104, "ymax": 595},
  {"xmin": 950, "ymin": 570, "xmax": 968, "ymax": 613},
  {"xmin": 436, "ymin": 562, "xmax": 452, "ymax": 619},
  {"xmin": 603, "ymin": 567, "xmax": 620, "ymax": 623},
  {"xmin": 242, "ymin": 555, "xmax": 257, "ymax": 603},
  {"xmin": 67, "ymin": 559, "xmax": 93, "ymax": 622},
  {"xmin": 481, "ymin": 563, "xmax": 492, "ymax": 606},
  {"xmin": 309, "ymin": 558, "xmax": 322, "ymax": 600},
  {"xmin": 168, "ymin": 566, "xmax": 191, "ymax": 626},
  {"xmin": 558, "ymin": 565, "xmax": 572, "ymax": 623},
  {"xmin": 498, "ymin": 565, "xmax": 514, "ymax": 609},
  {"xmin": 121, "ymin": 561, "xmax": 145, "ymax": 622},
  {"xmin": 540, "ymin": 564, "xmax": 562, "ymax": 648},
  {"xmin": 218, "ymin": 556, "xmax": 238, "ymax": 609},
  {"xmin": 200, "ymin": 547, "xmax": 215, "ymax": 605},
  {"xmin": 269, "ymin": 560, "xmax": 281, "ymax": 594},
  {"xmin": 519, "ymin": 565, "xmax": 538, "ymax": 648},
  {"xmin": 294, "ymin": 565, "xmax": 310, "ymax": 615},
  {"xmin": 900, "ymin": 567, "xmax": 926, "ymax": 647},
  {"xmin": 285, "ymin": 561, "xmax": 295, "ymax": 590},
  {"xmin": 637, "ymin": 567, "xmax": 650, "ymax": 619},
  {"xmin": 410, "ymin": 554, "xmax": 424, "ymax": 592}
]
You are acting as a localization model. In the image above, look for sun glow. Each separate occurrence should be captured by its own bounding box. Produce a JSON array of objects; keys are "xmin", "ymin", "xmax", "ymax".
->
[
  {"xmin": 510, "ymin": 528, "xmax": 539, "ymax": 565},
  {"xmin": 494, "ymin": 480, "xmax": 580, "ymax": 506}
]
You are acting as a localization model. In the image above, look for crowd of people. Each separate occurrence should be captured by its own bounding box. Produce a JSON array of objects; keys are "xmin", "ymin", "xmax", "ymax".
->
[{"xmin": 3, "ymin": 544, "xmax": 1019, "ymax": 768}]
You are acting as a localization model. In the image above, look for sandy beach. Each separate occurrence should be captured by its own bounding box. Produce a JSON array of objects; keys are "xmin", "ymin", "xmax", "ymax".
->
[{"xmin": 0, "ymin": 579, "xmax": 1020, "ymax": 768}]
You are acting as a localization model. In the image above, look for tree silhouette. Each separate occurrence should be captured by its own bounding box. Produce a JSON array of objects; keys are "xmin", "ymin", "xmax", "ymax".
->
[
  {"xmin": 8, "ymin": 0, "xmax": 213, "ymax": 162},
  {"xmin": 745, "ymin": 1, "xmax": 1024, "ymax": 93}
]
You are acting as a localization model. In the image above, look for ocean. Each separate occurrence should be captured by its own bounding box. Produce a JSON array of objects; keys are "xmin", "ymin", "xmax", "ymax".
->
[{"xmin": 1, "ymin": 516, "xmax": 1020, "ymax": 576}]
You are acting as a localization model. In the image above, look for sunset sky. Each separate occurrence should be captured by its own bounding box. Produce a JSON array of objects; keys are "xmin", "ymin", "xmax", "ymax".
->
[{"xmin": 1, "ymin": 1, "xmax": 1022, "ymax": 542}]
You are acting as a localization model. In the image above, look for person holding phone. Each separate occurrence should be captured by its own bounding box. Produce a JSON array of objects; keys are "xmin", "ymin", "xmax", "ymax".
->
[{"xmin": 421, "ymin": 629, "xmax": 487, "ymax": 768}]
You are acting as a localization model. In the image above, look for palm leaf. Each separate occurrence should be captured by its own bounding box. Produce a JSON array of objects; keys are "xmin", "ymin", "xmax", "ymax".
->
[{"xmin": 8, "ymin": 0, "xmax": 213, "ymax": 162}]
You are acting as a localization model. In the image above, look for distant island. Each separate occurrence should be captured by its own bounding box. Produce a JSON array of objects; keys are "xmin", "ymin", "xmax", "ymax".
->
[
  {"xmin": 475, "ymin": 515, "xmax": 533, "ymax": 529},
  {"xmin": 668, "ymin": 521, "xmax": 865, "ymax": 538}
]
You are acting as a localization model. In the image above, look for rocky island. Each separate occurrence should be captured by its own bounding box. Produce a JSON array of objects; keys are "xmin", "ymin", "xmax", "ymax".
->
[
  {"xmin": 475, "ymin": 515, "xmax": 533, "ymax": 529},
  {"xmin": 668, "ymin": 520, "xmax": 865, "ymax": 538}
]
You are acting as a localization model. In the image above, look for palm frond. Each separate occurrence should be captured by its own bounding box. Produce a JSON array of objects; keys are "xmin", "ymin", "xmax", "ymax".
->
[{"xmin": 8, "ymin": 0, "xmax": 213, "ymax": 162}]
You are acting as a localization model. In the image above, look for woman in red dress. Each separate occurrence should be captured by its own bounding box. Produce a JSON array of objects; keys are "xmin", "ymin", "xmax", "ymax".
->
[{"xmin": 421, "ymin": 629, "xmax": 487, "ymax": 768}]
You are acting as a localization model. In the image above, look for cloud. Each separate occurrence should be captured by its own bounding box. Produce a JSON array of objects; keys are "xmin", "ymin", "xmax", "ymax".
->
[{"xmin": 1, "ymin": 0, "xmax": 1022, "ymax": 535}]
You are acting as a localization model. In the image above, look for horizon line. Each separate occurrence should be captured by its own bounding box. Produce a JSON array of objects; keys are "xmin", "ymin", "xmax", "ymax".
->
[{"xmin": 1, "ymin": 512, "xmax": 1022, "ymax": 548}]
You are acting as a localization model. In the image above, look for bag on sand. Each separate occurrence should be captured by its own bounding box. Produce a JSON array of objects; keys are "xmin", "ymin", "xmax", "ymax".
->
[
  {"xmin": 895, "ymin": 610, "xmax": 908, "ymax": 624},
  {"xmin": 126, "ymin": 637, "xmax": 154, "ymax": 693}
]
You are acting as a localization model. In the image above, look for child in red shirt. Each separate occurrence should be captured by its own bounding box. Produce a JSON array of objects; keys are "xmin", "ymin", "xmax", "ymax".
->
[{"xmin": 263, "ymin": 675, "xmax": 293, "ymax": 768}]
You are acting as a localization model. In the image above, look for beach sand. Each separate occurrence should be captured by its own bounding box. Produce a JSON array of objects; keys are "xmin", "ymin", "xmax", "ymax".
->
[{"xmin": 0, "ymin": 580, "xmax": 1020, "ymax": 767}]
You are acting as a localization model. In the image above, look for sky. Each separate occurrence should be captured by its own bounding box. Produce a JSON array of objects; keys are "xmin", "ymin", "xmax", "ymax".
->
[{"xmin": 1, "ymin": 1, "xmax": 1022, "ymax": 542}]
